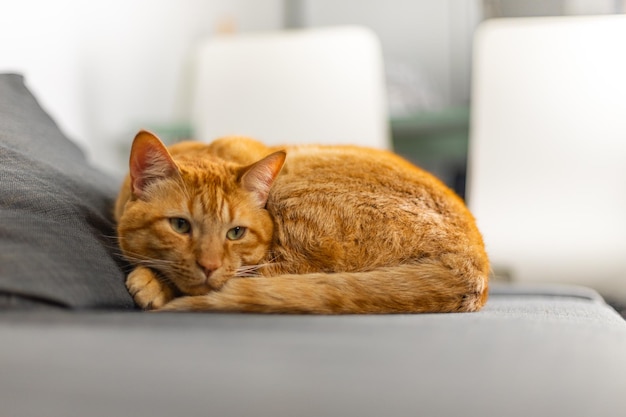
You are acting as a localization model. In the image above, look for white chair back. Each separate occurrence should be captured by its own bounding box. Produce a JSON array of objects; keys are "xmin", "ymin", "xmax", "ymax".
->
[
  {"xmin": 190, "ymin": 26, "xmax": 390, "ymax": 149},
  {"xmin": 468, "ymin": 15, "xmax": 626, "ymax": 298}
]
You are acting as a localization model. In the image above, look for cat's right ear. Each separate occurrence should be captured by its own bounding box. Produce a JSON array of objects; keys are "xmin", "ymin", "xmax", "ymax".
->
[
  {"xmin": 240, "ymin": 151, "xmax": 286, "ymax": 208},
  {"xmin": 129, "ymin": 130, "xmax": 178, "ymax": 198}
]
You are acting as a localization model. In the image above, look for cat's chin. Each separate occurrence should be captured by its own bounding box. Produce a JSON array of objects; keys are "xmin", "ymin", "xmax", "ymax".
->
[
  {"xmin": 180, "ymin": 283, "xmax": 214, "ymax": 296},
  {"xmin": 177, "ymin": 273, "xmax": 232, "ymax": 296}
]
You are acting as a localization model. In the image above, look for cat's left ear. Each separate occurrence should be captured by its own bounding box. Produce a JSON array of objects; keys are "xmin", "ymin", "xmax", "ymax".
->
[
  {"xmin": 240, "ymin": 151, "xmax": 286, "ymax": 208},
  {"xmin": 129, "ymin": 130, "xmax": 179, "ymax": 198}
]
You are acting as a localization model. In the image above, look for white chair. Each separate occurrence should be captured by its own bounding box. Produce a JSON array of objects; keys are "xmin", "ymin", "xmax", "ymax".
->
[
  {"xmin": 467, "ymin": 15, "xmax": 626, "ymax": 300},
  {"xmin": 190, "ymin": 26, "xmax": 390, "ymax": 149}
]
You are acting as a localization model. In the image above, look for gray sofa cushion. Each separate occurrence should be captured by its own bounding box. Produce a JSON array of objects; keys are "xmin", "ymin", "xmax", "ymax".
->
[
  {"xmin": 1, "ymin": 284, "xmax": 625, "ymax": 417},
  {"xmin": 0, "ymin": 74, "xmax": 134, "ymax": 309}
]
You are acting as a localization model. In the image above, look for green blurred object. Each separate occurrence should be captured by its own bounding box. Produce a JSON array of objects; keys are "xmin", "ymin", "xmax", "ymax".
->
[
  {"xmin": 145, "ymin": 122, "xmax": 195, "ymax": 145},
  {"xmin": 391, "ymin": 106, "xmax": 470, "ymax": 198}
]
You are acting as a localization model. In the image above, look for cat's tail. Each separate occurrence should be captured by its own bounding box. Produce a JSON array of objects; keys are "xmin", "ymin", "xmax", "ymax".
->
[{"xmin": 158, "ymin": 263, "xmax": 489, "ymax": 314}]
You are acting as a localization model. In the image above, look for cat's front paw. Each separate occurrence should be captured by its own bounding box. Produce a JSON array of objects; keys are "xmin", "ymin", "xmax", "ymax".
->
[{"xmin": 126, "ymin": 266, "xmax": 175, "ymax": 310}]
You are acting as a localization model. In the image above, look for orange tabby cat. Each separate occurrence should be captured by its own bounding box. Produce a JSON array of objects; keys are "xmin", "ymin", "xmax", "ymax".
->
[{"xmin": 114, "ymin": 130, "xmax": 489, "ymax": 313}]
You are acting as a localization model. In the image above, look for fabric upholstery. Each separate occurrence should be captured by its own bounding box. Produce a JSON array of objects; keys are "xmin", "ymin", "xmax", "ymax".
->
[
  {"xmin": 1, "ymin": 284, "xmax": 625, "ymax": 417},
  {"xmin": 0, "ymin": 74, "xmax": 134, "ymax": 309}
]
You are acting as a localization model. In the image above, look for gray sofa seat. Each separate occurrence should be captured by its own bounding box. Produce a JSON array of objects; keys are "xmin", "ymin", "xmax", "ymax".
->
[{"xmin": 2, "ymin": 284, "xmax": 626, "ymax": 417}]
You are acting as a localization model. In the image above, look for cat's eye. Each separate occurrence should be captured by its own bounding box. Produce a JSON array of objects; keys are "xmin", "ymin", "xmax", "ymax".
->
[
  {"xmin": 170, "ymin": 217, "xmax": 191, "ymax": 234},
  {"xmin": 226, "ymin": 226, "xmax": 246, "ymax": 241}
]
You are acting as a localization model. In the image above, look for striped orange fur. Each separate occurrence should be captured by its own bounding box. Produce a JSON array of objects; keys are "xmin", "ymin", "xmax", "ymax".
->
[{"xmin": 114, "ymin": 130, "xmax": 489, "ymax": 313}]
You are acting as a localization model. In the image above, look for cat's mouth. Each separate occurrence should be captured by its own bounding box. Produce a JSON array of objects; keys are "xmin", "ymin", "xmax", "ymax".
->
[
  {"xmin": 177, "ymin": 268, "xmax": 231, "ymax": 295},
  {"xmin": 183, "ymin": 282, "xmax": 213, "ymax": 296},
  {"xmin": 204, "ymin": 271, "xmax": 231, "ymax": 291}
]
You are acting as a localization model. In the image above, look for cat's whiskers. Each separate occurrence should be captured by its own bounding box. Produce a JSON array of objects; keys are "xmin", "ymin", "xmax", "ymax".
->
[
  {"xmin": 101, "ymin": 234, "xmax": 180, "ymax": 267},
  {"xmin": 98, "ymin": 233, "xmax": 125, "ymax": 250},
  {"xmin": 96, "ymin": 235, "xmax": 140, "ymax": 271},
  {"xmin": 102, "ymin": 232, "xmax": 210, "ymax": 286},
  {"xmin": 120, "ymin": 251, "xmax": 180, "ymax": 272},
  {"xmin": 234, "ymin": 264, "xmax": 264, "ymax": 277},
  {"xmin": 131, "ymin": 259, "xmax": 188, "ymax": 287},
  {"xmin": 129, "ymin": 259, "xmax": 178, "ymax": 273},
  {"xmin": 234, "ymin": 255, "xmax": 284, "ymax": 278}
]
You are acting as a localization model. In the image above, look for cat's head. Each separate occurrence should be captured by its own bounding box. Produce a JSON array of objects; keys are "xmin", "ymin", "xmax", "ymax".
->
[{"xmin": 117, "ymin": 130, "xmax": 285, "ymax": 295}]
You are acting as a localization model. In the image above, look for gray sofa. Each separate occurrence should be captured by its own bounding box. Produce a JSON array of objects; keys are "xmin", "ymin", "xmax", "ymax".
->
[{"xmin": 2, "ymin": 74, "xmax": 626, "ymax": 417}]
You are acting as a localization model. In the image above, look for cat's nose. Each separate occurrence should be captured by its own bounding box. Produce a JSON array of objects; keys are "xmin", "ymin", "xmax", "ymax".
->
[{"xmin": 198, "ymin": 260, "xmax": 222, "ymax": 278}]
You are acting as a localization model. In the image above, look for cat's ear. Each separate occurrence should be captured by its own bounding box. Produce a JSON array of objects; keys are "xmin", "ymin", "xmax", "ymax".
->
[
  {"xmin": 129, "ymin": 130, "xmax": 178, "ymax": 198},
  {"xmin": 240, "ymin": 151, "xmax": 286, "ymax": 207}
]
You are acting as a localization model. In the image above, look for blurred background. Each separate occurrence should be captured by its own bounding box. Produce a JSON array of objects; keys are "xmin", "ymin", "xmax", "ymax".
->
[
  {"xmin": 1, "ymin": 0, "xmax": 622, "ymax": 183},
  {"xmin": 1, "ymin": 0, "xmax": 625, "ymax": 306}
]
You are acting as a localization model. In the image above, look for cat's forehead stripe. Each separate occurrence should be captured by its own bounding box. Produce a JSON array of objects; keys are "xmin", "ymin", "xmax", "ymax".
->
[
  {"xmin": 212, "ymin": 188, "xmax": 228, "ymax": 222},
  {"xmin": 189, "ymin": 186, "xmax": 231, "ymax": 223},
  {"xmin": 220, "ymin": 198, "xmax": 231, "ymax": 223},
  {"xmin": 191, "ymin": 196, "xmax": 204, "ymax": 220}
]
